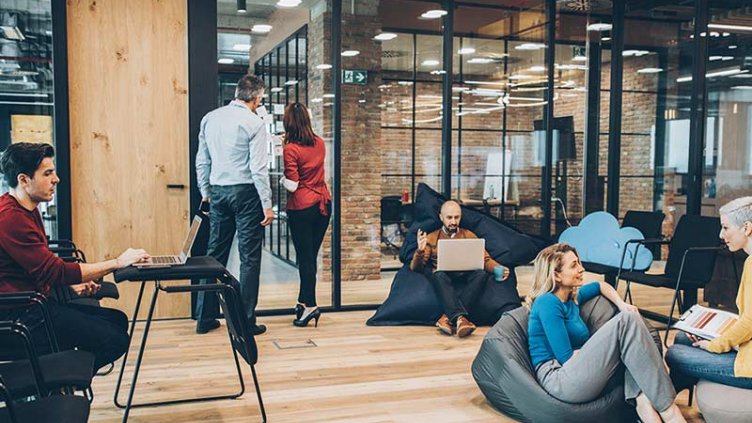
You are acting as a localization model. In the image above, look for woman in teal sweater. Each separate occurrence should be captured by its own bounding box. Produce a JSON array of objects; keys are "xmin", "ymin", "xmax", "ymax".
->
[{"xmin": 527, "ymin": 243, "xmax": 685, "ymax": 423}]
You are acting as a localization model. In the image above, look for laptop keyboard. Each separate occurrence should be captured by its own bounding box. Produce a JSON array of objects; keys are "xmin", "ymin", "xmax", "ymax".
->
[{"xmin": 151, "ymin": 256, "xmax": 179, "ymax": 264}]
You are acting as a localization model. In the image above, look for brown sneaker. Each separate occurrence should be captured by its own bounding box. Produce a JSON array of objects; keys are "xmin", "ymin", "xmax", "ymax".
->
[
  {"xmin": 435, "ymin": 314, "xmax": 455, "ymax": 336},
  {"xmin": 456, "ymin": 316, "xmax": 476, "ymax": 338}
]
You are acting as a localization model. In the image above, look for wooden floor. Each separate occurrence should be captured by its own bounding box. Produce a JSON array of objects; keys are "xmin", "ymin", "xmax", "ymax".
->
[{"xmin": 90, "ymin": 266, "xmax": 706, "ymax": 422}]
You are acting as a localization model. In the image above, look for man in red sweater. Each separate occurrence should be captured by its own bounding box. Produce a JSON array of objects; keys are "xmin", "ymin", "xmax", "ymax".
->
[{"xmin": 0, "ymin": 142, "xmax": 149, "ymax": 370}]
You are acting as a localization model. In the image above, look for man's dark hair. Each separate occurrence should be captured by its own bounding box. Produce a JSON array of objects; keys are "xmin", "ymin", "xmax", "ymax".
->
[
  {"xmin": 0, "ymin": 142, "xmax": 55, "ymax": 188},
  {"xmin": 235, "ymin": 74, "xmax": 265, "ymax": 102}
]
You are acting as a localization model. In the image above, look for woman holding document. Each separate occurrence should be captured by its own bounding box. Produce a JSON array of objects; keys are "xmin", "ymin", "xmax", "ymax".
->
[{"xmin": 666, "ymin": 197, "xmax": 752, "ymax": 390}]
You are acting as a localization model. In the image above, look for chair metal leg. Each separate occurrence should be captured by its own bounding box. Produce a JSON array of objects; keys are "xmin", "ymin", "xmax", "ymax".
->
[
  {"xmin": 97, "ymin": 361, "xmax": 114, "ymax": 376},
  {"xmin": 114, "ymin": 281, "xmax": 147, "ymax": 409},
  {"xmin": 251, "ymin": 365, "xmax": 267, "ymax": 423},
  {"xmin": 663, "ymin": 284, "xmax": 682, "ymax": 349},
  {"xmin": 688, "ymin": 385, "xmax": 694, "ymax": 407}
]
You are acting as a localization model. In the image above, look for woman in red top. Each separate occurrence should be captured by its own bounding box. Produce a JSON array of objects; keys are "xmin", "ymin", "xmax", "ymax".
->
[{"xmin": 281, "ymin": 102, "xmax": 331, "ymax": 327}]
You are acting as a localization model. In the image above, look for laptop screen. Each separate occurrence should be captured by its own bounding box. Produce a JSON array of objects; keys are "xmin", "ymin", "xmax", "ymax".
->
[{"xmin": 180, "ymin": 216, "xmax": 202, "ymax": 258}]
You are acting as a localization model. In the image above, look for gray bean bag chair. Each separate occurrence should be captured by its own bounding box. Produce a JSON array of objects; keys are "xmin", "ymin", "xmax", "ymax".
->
[
  {"xmin": 472, "ymin": 295, "xmax": 661, "ymax": 423},
  {"xmin": 696, "ymin": 380, "xmax": 752, "ymax": 423}
]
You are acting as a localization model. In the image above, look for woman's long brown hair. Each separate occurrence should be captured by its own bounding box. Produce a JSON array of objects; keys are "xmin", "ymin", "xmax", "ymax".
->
[{"xmin": 283, "ymin": 102, "xmax": 317, "ymax": 146}]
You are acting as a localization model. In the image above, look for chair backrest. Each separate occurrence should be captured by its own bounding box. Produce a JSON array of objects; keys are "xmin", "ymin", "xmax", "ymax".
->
[
  {"xmin": 622, "ymin": 210, "xmax": 665, "ymax": 239},
  {"xmin": 381, "ymin": 195, "xmax": 404, "ymax": 223},
  {"xmin": 665, "ymin": 215, "xmax": 722, "ymax": 282},
  {"xmin": 216, "ymin": 274, "xmax": 259, "ymax": 366}
]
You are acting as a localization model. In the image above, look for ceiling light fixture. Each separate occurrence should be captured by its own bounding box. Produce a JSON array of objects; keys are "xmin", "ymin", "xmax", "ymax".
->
[
  {"xmin": 277, "ymin": 0, "xmax": 302, "ymax": 7},
  {"xmin": 252, "ymin": 24, "xmax": 273, "ymax": 33},
  {"xmin": 677, "ymin": 67, "xmax": 748, "ymax": 83},
  {"xmin": 420, "ymin": 9, "xmax": 447, "ymax": 19},
  {"xmin": 515, "ymin": 43, "xmax": 546, "ymax": 50},
  {"xmin": 316, "ymin": 64, "xmax": 332, "ymax": 70},
  {"xmin": 373, "ymin": 32, "xmax": 398, "ymax": 41},
  {"xmin": 623, "ymin": 50, "xmax": 650, "ymax": 57},
  {"xmin": 731, "ymin": 85, "xmax": 752, "ymax": 90},
  {"xmin": 587, "ymin": 23, "xmax": 612, "ymax": 31},
  {"xmin": 572, "ymin": 54, "xmax": 587, "ymax": 61},
  {"xmin": 458, "ymin": 47, "xmax": 476, "ymax": 55},
  {"xmin": 422, "ymin": 59, "xmax": 440, "ymax": 67},
  {"xmin": 708, "ymin": 23, "xmax": 752, "ymax": 32},
  {"xmin": 218, "ymin": 58, "xmax": 234, "ymax": 64},
  {"xmin": 467, "ymin": 57, "xmax": 494, "ymax": 64},
  {"xmin": 233, "ymin": 44, "xmax": 252, "ymax": 51},
  {"xmin": 237, "ymin": 0, "xmax": 246, "ymax": 13},
  {"xmin": 341, "ymin": 50, "xmax": 360, "ymax": 57},
  {"xmin": 637, "ymin": 68, "xmax": 663, "ymax": 74},
  {"xmin": 729, "ymin": 45, "xmax": 738, "ymax": 49},
  {"xmin": 529, "ymin": 65, "xmax": 545, "ymax": 72}
]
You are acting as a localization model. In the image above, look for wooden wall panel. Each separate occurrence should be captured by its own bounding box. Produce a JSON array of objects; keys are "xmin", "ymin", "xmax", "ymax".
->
[{"xmin": 67, "ymin": 0, "xmax": 190, "ymax": 318}]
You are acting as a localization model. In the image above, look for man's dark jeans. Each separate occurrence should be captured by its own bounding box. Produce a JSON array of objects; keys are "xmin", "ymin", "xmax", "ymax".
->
[
  {"xmin": 196, "ymin": 184, "xmax": 264, "ymax": 326},
  {"xmin": 429, "ymin": 269, "xmax": 488, "ymax": 323},
  {"xmin": 0, "ymin": 300, "xmax": 129, "ymax": 372}
]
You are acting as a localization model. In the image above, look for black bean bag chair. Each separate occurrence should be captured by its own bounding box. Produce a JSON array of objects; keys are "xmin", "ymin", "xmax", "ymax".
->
[
  {"xmin": 472, "ymin": 295, "xmax": 662, "ymax": 423},
  {"xmin": 367, "ymin": 183, "xmax": 550, "ymax": 326}
]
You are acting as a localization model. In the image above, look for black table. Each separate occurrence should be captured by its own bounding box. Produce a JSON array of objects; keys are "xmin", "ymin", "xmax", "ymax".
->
[{"xmin": 112, "ymin": 257, "xmax": 246, "ymax": 422}]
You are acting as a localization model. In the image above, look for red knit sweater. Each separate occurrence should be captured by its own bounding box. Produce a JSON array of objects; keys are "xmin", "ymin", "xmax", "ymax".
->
[
  {"xmin": 283, "ymin": 136, "xmax": 331, "ymax": 215},
  {"xmin": 0, "ymin": 193, "xmax": 81, "ymax": 296}
]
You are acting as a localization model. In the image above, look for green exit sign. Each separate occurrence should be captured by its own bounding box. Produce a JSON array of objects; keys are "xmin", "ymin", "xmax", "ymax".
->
[{"xmin": 343, "ymin": 69, "xmax": 367, "ymax": 85}]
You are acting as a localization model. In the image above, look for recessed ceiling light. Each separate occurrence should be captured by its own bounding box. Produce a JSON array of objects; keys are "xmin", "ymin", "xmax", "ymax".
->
[
  {"xmin": 458, "ymin": 47, "xmax": 476, "ymax": 55},
  {"xmin": 731, "ymin": 85, "xmax": 752, "ymax": 90},
  {"xmin": 341, "ymin": 50, "xmax": 360, "ymax": 57},
  {"xmin": 572, "ymin": 55, "xmax": 587, "ymax": 61},
  {"xmin": 252, "ymin": 24, "xmax": 272, "ymax": 33},
  {"xmin": 709, "ymin": 31, "xmax": 720, "ymax": 37},
  {"xmin": 316, "ymin": 64, "xmax": 332, "ymax": 70},
  {"xmin": 637, "ymin": 67, "xmax": 663, "ymax": 74},
  {"xmin": 271, "ymin": 87, "xmax": 283, "ymax": 92},
  {"xmin": 233, "ymin": 44, "xmax": 252, "ymax": 51},
  {"xmin": 529, "ymin": 65, "xmax": 545, "ymax": 72},
  {"xmin": 467, "ymin": 57, "xmax": 494, "ymax": 64},
  {"xmin": 422, "ymin": 59, "xmax": 440, "ymax": 67},
  {"xmin": 587, "ymin": 23, "xmax": 612, "ymax": 31},
  {"xmin": 420, "ymin": 9, "xmax": 447, "ymax": 19},
  {"xmin": 515, "ymin": 43, "xmax": 546, "ymax": 50},
  {"xmin": 284, "ymin": 80, "xmax": 298, "ymax": 85},
  {"xmin": 708, "ymin": 23, "xmax": 752, "ymax": 32},
  {"xmin": 323, "ymin": 94, "xmax": 336, "ymax": 98},
  {"xmin": 277, "ymin": 0, "xmax": 301, "ymax": 7},
  {"xmin": 710, "ymin": 55, "xmax": 723, "ymax": 61},
  {"xmin": 623, "ymin": 49, "xmax": 649, "ymax": 57},
  {"xmin": 602, "ymin": 36, "xmax": 611, "ymax": 41},
  {"xmin": 729, "ymin": 45, "xmax": 738, "ymax": 49},
  {"xmin": 722, "ymin": 56, "xmax": 734, "ymax": 61},
  {"xmin": 218, "ymin": 58, "xmax": 234, "ymax": 64},
  {"xmin": 722, "ymin": 32, "xmax": 731, "ymax": 37},
  {"xmin": 373, "ymin": 32, "xmax": 398, "ymax": 41}
]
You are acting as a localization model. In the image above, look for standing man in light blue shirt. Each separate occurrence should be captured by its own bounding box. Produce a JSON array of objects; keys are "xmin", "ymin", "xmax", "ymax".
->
[{"xmin": 195, "ymin": 75, "xmax": 274, "ymax": 335}]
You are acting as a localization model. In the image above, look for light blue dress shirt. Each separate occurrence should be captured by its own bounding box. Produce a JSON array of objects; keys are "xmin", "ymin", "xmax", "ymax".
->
[{"xmin": 196, "ymin": 100, "xmax": 272, "ymax": 209}]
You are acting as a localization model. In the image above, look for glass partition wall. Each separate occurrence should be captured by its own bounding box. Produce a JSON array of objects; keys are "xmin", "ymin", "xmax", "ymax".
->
[
  {"xmin": 0, "ymin": 0, "xmax": 59, "ymax": 237},
  {"xmin": 209, "ymin": 0, "xmax": 744, "ymax": 314}
]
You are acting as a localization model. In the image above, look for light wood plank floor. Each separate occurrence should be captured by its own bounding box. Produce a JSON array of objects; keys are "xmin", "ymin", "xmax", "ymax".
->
[{"xmin": 90, "ymin": 265, "xmax": 707, "ymax": 422}]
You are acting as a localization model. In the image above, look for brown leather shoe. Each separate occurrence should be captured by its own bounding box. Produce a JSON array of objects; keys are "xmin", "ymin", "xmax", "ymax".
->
[
  {"xmin": 456, "ymin": 315, "xmax": 476, "ymax": 338},
  {"xmin": 435, "ymin": 314, "xmax": 455, "ymax": 336}
]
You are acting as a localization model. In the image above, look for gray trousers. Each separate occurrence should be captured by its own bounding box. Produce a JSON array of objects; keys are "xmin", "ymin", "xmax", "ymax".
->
[{"xmin": 535, "ymin": 311, "xmax": 676, "ymax": 412}]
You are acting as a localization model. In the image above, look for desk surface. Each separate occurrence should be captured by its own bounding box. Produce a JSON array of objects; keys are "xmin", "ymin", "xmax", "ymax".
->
[{"xmin": 113, "ymin": 256, "xmax": 226, "ymax": 282}]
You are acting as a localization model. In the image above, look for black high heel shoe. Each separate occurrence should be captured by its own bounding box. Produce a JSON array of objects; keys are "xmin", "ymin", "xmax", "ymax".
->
[
  {"xmin": 293, "ymin": 307, "xmax": 321, "ymax": 328},
  {"xmin": 294, "ymin": 303, "xmax": 305, "ymax": 320}
]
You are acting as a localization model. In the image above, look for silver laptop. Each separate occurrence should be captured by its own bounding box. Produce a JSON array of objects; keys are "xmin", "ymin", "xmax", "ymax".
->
[
  {"xmin": 134, "ymin": 216, "xmax": 202, "ymax": 268},
  {"xmin": 436, "ymin": 238, "xmax": 485, "ymax": 272}
]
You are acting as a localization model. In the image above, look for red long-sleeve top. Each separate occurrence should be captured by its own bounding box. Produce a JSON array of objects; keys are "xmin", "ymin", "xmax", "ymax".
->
[
  {"xmin": 0, "ymin": 193, "xmax": 82, "ymax": 296},
  {"xmin": 283, "ymin": 136, "xmax": 332, "ymax": 215}
]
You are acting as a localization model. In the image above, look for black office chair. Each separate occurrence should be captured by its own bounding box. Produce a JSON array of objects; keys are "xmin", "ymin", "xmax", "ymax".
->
[
  {"xmin": 0, "ymin": 292, "xmax": 95, "ymax": 400},
  {"xmin": 582, "ymin": 210, "xmax": 666, "ymax": 286},
  {"xmin": 0, "ymin": 376, "xmax": 90, "ymax": 423},
  {"xmin": 216, "ymin": 274, "xmax": 267, "ymax": 423},
  {"xmin": 616, "ymin": 215, "xmax": 722, "ymax": 346},
  {"xmin": 381, "ymin": 195, "xmax": 408, "ymax": 257}
]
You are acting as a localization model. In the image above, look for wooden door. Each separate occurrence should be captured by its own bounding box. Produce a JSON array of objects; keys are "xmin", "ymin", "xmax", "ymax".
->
[{"xmin": 67, "ymin": 0, "xmax": 190, "ymax": 319}]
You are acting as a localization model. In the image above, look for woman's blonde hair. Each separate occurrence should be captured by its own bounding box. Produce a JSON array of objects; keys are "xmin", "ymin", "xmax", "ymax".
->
[
  {"xmin": 525, "ymin": 243, "xmax": 579, "ymax": 308},
  {"xmin": 719, "ymin": 196, "xmax": 752, "ymax": 228}
]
